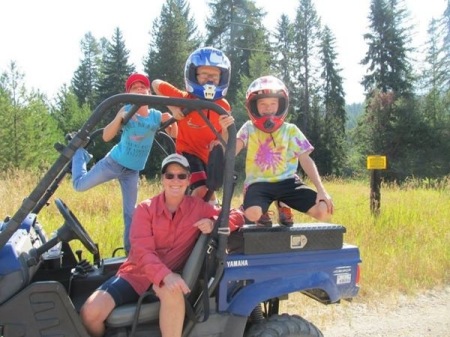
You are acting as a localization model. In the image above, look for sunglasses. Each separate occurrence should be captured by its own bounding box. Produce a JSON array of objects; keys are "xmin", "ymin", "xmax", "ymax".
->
[{"xmin": 164, "ymin": 173, "xmax": 189, "ymax": 180}]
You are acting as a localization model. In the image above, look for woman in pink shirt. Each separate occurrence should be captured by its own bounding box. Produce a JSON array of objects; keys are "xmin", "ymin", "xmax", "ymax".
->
[{"xmin": 80, "ymin": 153, "xmax": 218, "ymax": 337}]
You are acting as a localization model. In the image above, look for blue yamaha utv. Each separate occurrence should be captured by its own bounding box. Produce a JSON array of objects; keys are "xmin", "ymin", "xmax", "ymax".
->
[{"xmin": 0, "ymin": 94, "xmax": 361, "ymax": 337}]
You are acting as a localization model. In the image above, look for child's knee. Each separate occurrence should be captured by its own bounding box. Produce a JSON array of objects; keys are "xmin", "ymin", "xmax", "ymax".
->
[
  {"xmin": 308, "ymin": 201, "xmax": 331, "ymax": 222},
  {"xmin": 244, "ymin": 207, "xmax": 262, "ymax": 222}
]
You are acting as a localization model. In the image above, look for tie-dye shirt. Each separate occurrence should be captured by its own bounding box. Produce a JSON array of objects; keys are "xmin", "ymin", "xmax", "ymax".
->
[{"xmin": 237, "ymin": 121, "xmax": 314, "ymax": 187}]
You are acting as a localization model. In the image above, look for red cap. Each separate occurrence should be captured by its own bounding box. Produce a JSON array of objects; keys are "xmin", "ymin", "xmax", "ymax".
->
[{"xmin": 125, "ymin": 73, "xmax": 150, "ymax": 92}]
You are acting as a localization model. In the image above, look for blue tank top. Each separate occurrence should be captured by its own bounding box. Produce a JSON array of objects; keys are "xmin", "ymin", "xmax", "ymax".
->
[{"xmin": 109, "ymin": 106, "xmax": 162, "ymax": 171}]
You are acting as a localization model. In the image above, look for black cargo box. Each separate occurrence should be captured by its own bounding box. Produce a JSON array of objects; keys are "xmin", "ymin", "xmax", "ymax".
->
[{"xmin": 228, "ymin": 223, "xmax": 346, "ymax": 255}]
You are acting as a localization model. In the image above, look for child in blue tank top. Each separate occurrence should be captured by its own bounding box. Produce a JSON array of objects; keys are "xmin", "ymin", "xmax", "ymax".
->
[{"xmin": 71, "ymin": 73, "xmax": 177, "ymax": 253}]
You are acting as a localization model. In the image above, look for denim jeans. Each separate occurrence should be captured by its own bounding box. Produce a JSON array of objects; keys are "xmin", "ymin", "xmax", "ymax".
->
[{"xmin": 72, "ymin": 149, "xmax": 139, "ymax": 253}]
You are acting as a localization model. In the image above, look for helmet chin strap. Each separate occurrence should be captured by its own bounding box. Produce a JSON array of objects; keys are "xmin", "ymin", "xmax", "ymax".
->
[
  {"xmin": 263, "ymin": 118, "xmax": 275, "ymax": 131},
  {"xmin": 203, "ymin": 83, "xmax": 217, "ymax": 100}
]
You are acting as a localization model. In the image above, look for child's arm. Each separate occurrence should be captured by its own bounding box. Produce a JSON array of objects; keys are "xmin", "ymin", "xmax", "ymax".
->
[
  {"xmin": 151, "ymin": 79, "xmax": 164, "ymax": 95},
  {"xmin": 152, "ymin": 79, "xmax": 185, "ymax": 120},
  {"xmin": 216, "ymin": 115, "xmax": 245, "ymax": 156},
  {"xmin": 218, "ymin": 115, "xmax": 234, "ymax": 142},
  {"xmin": 161, "ymin": 112, "xmax": 178, "ymax": 138},
  {"xmin": 235, "ymin": 139, "xmax": 244, "ymax": 156},
  {"xmin": 103, "ymin": 108, "xmax": 125, "ymax": 142},
  {"xmin": 298, "ymin": 153, "xmax": 333, "ymax": 213}
]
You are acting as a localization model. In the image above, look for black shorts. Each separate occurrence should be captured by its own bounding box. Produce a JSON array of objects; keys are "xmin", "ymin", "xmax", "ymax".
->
[
  {"xmin": 243, "ymin": 178, "xmax": 317, "ymax": 214},
  {"xmin": 98, "ymin": 276, "xmax": 158, "ymax": 306}
]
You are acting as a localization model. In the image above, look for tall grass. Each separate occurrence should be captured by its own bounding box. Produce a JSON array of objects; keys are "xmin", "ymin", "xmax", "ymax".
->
[
  {"xmin": 1, "ymin": 170, "xmax": 449, "ymax": 299},
  {"xmin": 325, "ymin": 178, "xmax": 450, "ymax": 296}
]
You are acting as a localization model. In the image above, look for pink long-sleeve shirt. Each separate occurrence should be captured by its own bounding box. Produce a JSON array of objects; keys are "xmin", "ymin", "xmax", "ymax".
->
[{"xmin": 117, "ymin": 192, "xmax": 218, "ymax": 294}]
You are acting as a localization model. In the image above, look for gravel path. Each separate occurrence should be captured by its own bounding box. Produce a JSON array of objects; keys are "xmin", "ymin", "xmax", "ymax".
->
[{"xmin": 283, "ymin": 285, "xmax": 450, "ymax": 337}]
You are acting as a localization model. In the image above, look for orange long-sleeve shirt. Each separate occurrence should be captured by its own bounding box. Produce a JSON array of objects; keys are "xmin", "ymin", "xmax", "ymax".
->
[{"xmin": 157, "ymin": 81, "xmax": 231, "ymax": 164}]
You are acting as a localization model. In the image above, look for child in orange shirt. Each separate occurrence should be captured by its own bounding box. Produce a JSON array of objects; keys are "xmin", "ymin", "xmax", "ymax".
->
[{"xmin": 152, "ymin": 47, "xmax": 232, "ymax": 204}]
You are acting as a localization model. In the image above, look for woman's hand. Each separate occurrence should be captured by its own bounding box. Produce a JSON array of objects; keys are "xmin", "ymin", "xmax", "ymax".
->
[
  {"xmin": 194, "ymin": 218, "xmax": 214, "ymax": 234},
  {"xmin": 156, "ymin": 272, "xmax": 190, "ymax": 295}
]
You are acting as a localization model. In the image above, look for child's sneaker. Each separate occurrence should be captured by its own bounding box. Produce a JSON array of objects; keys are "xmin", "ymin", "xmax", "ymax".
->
[
  {"xmin": 256, "ymin": 211, "xmax": 273, "ymax": 227},
  {"xmin": 277, "ymin": 202, "xmax": 294, "ymax": 227},
  {"xmin": 238, "ymin": 205, "xmax": 273, "ymax": 227},
  {"xmin": 65, "ymin": 131, "xmax": 77, "ymax": 142},
  {"xmin": 65, "ymin": 131, "xmax": 90, "ymax": 148}
]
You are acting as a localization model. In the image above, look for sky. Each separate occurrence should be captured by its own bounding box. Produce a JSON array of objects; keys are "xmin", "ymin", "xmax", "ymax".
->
[{"xmin": 0, "ymin": 0, "xmax": 446, "ymax": 104}]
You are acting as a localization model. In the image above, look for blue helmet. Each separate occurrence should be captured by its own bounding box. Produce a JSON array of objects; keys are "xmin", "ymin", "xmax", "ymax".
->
[{"xmin": 184, "ymin": 47, "xmax": 231, "ymax": 100}]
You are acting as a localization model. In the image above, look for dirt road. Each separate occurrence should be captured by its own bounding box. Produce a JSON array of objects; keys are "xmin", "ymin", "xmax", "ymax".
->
[{"xmin": 283, "ymin": 285, "xmax": 450, "ymax": 337}]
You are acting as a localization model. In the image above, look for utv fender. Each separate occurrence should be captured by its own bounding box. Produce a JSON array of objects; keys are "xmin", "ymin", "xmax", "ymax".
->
[{"xmin": 219, "ymin": 272, "xmax": 338, "ymax": 316}]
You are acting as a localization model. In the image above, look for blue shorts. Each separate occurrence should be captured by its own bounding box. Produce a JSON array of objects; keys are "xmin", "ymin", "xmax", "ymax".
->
[
  {"xmin": 243, "ymin": 178, "xmax": 317, "ymax": 214},
  {"xmin": 98, "ymin": 276, "xmax": 157, "ymax": 306}
]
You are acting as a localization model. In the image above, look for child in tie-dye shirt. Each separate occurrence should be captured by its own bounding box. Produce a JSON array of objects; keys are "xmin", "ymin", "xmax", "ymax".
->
[{"xmin": 222, "ymin": 76, "xmax": 334, "ymax": 226}]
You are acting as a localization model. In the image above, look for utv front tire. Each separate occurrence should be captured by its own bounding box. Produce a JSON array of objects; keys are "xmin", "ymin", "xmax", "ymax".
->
[{"xmin": 245, "ymin": 314, "xmax": 323, "ymax": 337}]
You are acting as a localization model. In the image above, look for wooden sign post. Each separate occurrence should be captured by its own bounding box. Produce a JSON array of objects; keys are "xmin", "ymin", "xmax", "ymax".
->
[{"xmin": 367, "ymin": 155, "xmax": 387, "ymax": 216}]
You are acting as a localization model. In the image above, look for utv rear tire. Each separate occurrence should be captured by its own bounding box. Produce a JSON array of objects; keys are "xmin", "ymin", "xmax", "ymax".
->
[{"xmin": 245, "ymin": 313, "xmax": 323, "ymax": 337}]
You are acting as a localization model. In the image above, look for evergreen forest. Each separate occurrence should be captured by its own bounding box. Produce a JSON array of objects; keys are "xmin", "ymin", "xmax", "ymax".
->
[{"xmin": 1, "ymin": 0, "xmax": 449, "ymax": 182}]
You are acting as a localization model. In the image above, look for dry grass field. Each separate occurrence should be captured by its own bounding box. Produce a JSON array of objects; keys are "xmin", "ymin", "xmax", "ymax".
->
[{"xmin": 1, "ymin": 169, "xmax": 449, "ymax": 300}]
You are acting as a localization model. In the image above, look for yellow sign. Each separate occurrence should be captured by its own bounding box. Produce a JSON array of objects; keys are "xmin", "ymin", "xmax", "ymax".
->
[{"xmin": 367, "ymin": 155, "xmax": 387, "ymax": 170}]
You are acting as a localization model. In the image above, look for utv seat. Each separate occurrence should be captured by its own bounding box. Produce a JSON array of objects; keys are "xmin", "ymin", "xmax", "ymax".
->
[{"xmin": 105, "ymin": 234, "xmax": 208, "ymax": 328}]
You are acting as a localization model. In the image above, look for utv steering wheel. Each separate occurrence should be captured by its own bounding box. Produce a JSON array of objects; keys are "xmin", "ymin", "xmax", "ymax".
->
[{"xmin": 54, "ymin": 198, "xmax": 98, "ymax": 255}]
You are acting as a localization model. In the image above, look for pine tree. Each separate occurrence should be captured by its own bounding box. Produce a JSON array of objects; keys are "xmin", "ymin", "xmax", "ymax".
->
[
  {"xmin": 205, "ymin": 0, "xmax": 271, "ymax": 105},
  {"xmin": 71, "ymin": 32, "xmax": 102, "ymax": 109},
  {"xmin": 361, "ymin": 0, "xmax": 414, "ymax": 98},
  {"xmin": 443, "ymin": 0, "xmax": 450, "ymax": 92},
  {"xmin": 272, "ymin": 14, "xmax": 296, "ymax": 97},
  {"xmin": 96, "ymin": 28, "xmax": 135, "ymax": 113},
  {"xmin": 420, "ymin": 18, "xmax": 446, "ymax": 126},
  {"xmin": 353, "ymin": 0, "xmax": 435, "ymax": 180},
  {"xmin": 291, "ymin": 0, "xmax": 322, "ymax": 136},
  {"xmin": 144, "ymin": 0, "xmax": 200, "ymax": 89},
  {"xmin": 319, "ymin": 26, "xmax": 347, "ymax": 176},
  {"xmin": 51, "ymin": 85, "xmax": 92, "ymax": 134},
  {"xmin": 417, "ymin": 3, "xmax": 450, "ymax": 177}
]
